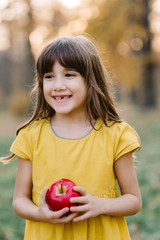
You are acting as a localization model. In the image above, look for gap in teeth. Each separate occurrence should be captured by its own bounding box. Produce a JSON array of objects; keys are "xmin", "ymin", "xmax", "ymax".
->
[{"xmin": 55, "ymin": 96, "xmax": 71, "ymax": 100}]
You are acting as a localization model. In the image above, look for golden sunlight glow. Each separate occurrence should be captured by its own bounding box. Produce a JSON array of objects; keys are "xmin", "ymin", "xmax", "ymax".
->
[
  {"xmin": 117, "ymin": 41, "xmax": 130, "ymax": 56},
  {"xmin": 58, "ymin": 18, "xmax": 88, "ymax": 36},
  {"xmin": 152, "ymin": 35, "xmax": 160, "ymax": 52},
  {"xmin": 151, "ymin": 0, "xmax": 160, "ymax": 52},
  {"xmin": 31, "ymin": 0, "xmax": 52, "ymax": 7},
  {"xmin": 130, "ymin": 37, "xmax": 143, "ymax": 51},
  {"xmin": 57, "ymin": 0, "xmax": 82, "ymax": 8},
  {"xmin": 29, "ymin": 30, "xmax": 44, "ymax": 54},
  {"xmin": 151, "ymin": 18, "xmax": 160, "ymax": 33},
  {"xmin": 29, "ymin": 25, "xmax": 51, "ymax": 56},
  {"xmin": 152, "ymin": 0, "xmax": 160, "ymax": 13},
  {"xmin": 0, "ymin": 0, "xmax": 8, "ymax": 10},
  {"xmin": 31, "ymin": 0, "xmax": 82, "ymax": 8},
  {"xmin": 0, "ymin": 36, "xmax": 10, "ymax": 50},
  {"xmin": 0, "ymin": 25, "xmax": 10, "ymax": 50}
]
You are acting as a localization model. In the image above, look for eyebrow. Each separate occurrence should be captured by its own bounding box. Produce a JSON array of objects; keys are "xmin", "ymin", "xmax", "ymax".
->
[{"xmin": 43, "ymin": 68, "xmax": 78, "ymax": 76}]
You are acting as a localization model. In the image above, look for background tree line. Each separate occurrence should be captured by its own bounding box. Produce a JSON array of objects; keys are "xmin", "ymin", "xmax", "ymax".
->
[{"xmin": 0, "ymin": 0, "xmax": 159, "ymax": 116}]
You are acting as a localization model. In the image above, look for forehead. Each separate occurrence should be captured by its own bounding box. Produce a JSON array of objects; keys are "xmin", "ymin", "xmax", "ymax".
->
[
  {"xmin": 38, "ymin": 37, "xmax": 93, "ymax": 78},
  {"xmin": 51, "ymin": 61, "xmax": 76, "ymax": 72}
]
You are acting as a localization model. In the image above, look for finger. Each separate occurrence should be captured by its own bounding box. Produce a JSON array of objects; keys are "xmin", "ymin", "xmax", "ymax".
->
[
  {"xmin": 61, "ymin": 212, "xmax": 78, "ymax": 222},
  {"xmin": 40, "ymin": 187, "xmax": 48, "ymax": 206},
  {"xmin": 73, "ymin": 186, "xmax": 87, "ymax": 196},
  {"xmin": 56, "ymin": 212, "xmax": 78, "ymax": 224},
  {"xmin": 70, "ymin": 196, "xmax": 88, "ymax": 204},
  {"xmin": 73, "ymin": 212, "xmax": 91, "ymax": 222},
  {"xmin": 50, "ymin": 207, "xmax": 70, "ymax": 219},
  {"xmin": 70, "ymin": 204, "xmax": 89, "ymax": 213}
]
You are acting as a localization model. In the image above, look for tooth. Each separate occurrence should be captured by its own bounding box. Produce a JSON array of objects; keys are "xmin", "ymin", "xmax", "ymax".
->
[
  {"xmin": 55, "ymin": 97, "xmax": 61, "ymax": 100},
  {"xmin": 54, "ymin": 96, "xmax": 70, "ymax": 100}
]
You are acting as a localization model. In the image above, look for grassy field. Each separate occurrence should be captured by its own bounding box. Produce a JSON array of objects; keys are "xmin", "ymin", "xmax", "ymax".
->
[
  {"xmin": 0, "ymin": 110, "xmax": 160, "ymax": 240},
  {"xmin": 0, "ymin": 138, "xmax": 25, "ymax": 240}
]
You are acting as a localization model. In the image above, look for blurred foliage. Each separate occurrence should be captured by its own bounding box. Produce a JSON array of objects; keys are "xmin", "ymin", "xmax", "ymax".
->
[
  {"xmin": 86, "ymin": 0, "xmax": 158, "ymax": 107},
  {"xmin": 0, "ymin": 0, "xmax": 70, "ymax": 115},
  {"xmin": 9, "ymin": 89, "xmax": 31, "ymax": 116},
  {"xmin": 0, "ymin": 0, "xmax": 159, "ymax": 116}
]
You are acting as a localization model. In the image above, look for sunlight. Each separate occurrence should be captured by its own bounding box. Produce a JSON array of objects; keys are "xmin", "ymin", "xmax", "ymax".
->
[
  {"xmin": 31, "ymin": 0, "xmax": 53, "ymax": 7},
  {"xmin": 31, "ymin": 0, "xmax": 82, "ymax": 8},
  {"xmin": 57, "ymin": 0, "xmax": 82, "ymax": 8},
  {"xmin": 0, "ymin": 0, "xmax": 8, "ymax": 10},
  {"xmin": 0, "ymin": 25, "xmax": 10, "ymax": 51},
  {"xmin": 153, "ymin": 0, "xmax": 160, "ymax": 13},
  {"xmin": 152, "ymin": 35, "xmax": 160, "ymax": 52}
]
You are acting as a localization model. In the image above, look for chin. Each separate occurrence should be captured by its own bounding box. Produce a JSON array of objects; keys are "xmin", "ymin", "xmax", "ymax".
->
[{"xmin": 53, "ymin": 107, "xmax": 74, "ymax": 115}]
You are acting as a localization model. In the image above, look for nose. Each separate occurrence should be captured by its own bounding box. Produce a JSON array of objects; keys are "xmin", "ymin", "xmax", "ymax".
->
[{"xmin": 53, "ymin": 77, "xmax": 66, "ymax": 91}]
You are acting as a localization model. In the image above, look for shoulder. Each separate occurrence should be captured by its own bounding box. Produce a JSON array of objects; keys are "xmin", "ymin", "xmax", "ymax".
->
[
  {"xmin": 96, "ymin": 119, "xmax": 141, "ymax": 161},
  {"xmin": 111, "ymin": 121, "xmax": 140, "ymax": 141},
  {"xmin": 98, "ymin": 119, "xmax": 140, "ymax": 142},
  {"xmin": 107, "ymin": 120, "xmax": 136, "ymax": 134},
  {"xmin": 109, "ymin": 121, "xmax": 134, "ymax": 133},
  {"xmin": 18, "ymin": 118, "xmax": 49, "ymax": 137},
  {"xmin": 97, "ymin": 119, "xmax": 132, "ymax": 133}
]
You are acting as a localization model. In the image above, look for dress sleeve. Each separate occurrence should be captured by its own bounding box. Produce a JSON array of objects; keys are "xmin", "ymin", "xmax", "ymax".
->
[
  {"xmin": 10, "ymin": 125, "xmax": 33, "ymax": 161},
  {"xmin": 114, "ymin": 122, "xmax": 141, "ymax": 162}
]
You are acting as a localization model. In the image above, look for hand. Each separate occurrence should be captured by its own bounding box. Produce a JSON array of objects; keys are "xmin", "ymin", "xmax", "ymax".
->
[
  {"xmin": 38, "ymin": 187, "xmax": 78, "ymax": 224},
  {"xmin": 70, "ymin": 186, "xmax": 103, "ymax": 222}
]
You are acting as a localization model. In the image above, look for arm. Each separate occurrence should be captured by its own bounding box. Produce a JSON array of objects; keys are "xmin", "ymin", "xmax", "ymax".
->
[
  {"xmin": 13, "ymin": 157, "xmax": 77, "ymax": 223},
  {"xmin": 110, "ymin": 151, "xmax": 142, "ymax": 215},
  {"xmin": 70, "ymin": 152, "xmax": 142, "ymax": 222}
]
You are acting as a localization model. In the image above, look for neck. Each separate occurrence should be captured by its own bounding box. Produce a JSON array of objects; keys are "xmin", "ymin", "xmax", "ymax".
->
[
  {"xmin": 52, "ymin": 113, "xmax": 91, "ymax": 127},
  {"xmin": 51, "ymin": 113, "xmax": 95, "ymax": 139}
]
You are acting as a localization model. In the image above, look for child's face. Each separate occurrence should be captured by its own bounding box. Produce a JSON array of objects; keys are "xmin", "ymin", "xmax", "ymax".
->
[{"xmin": 43, "ymin": 61, "xmax": 88, "ymax": 118}]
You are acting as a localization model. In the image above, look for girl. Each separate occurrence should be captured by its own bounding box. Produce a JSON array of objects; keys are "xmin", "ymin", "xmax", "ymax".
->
[{"xmin": 1, "ymin": 35, "xmax": 142, "ymax": 240}]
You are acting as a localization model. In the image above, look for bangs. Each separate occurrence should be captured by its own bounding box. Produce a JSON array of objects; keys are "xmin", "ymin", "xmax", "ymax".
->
[{"xmin": 37, "ymin": 37, "xmax": 88, "ymax": 78}]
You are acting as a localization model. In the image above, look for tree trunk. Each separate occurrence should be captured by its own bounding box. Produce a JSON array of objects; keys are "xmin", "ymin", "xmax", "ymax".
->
[{"xmin": 141, "ymin": 0, "xmax": 156, "ymax": 107}]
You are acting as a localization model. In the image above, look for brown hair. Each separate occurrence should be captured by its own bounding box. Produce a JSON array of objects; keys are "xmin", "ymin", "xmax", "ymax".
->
[{"xmin": 0, "ymin": 35, "xmax": 121, "ymax": 164}]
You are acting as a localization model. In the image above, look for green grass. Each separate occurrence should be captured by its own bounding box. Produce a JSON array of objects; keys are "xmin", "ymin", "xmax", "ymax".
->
[
  {"xmin": 126, "ymin": 112, "xmax": 160, "ymax": 240},
  {"xmin": 0, "ymin": 111, "xmax": 160, "ymax": 239},
  {"xmin": 0, "ymin": 138, "xmax": 25, "ymax": 240}
]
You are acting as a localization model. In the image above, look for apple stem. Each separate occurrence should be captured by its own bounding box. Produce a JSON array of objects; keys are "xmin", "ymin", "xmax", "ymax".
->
[{"xmin": 60, "ymin": 183, "xmax": 63, "ymax": 194}]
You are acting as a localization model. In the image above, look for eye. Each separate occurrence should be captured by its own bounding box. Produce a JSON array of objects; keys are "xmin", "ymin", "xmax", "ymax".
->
[
  {"xmin": 44, "ymin": 73, "xmax": 54, "ymax": 79},
  {"xmin": 65, "ymin": 72, "xmax": 76, "ymax": 77}
]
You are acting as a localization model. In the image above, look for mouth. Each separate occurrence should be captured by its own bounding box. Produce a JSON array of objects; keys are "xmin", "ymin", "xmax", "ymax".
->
[
  {"xmin": 53, "ymin": 95, "xmax": 72, "ymax": 100},
  {"xmin": 52, "ymin": 95, "xmax": 72, "ymax": 103}
]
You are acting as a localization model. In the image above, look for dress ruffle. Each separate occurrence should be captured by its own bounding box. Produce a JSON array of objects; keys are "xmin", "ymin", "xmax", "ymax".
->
[{"xmin": 24, "ymin": 186, "xmax": 130, "ymax": 240}]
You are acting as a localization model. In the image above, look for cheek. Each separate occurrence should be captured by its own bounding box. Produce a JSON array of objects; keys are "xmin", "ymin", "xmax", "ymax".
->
[{"xmin": 43, "ymin": 82, "xmax": 52, "ymax": 96}]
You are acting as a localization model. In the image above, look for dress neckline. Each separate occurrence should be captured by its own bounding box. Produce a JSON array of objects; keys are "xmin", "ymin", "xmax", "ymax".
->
[{"xmin": 49, "ymin": 118, "xmax": 98, "ymax": 141}]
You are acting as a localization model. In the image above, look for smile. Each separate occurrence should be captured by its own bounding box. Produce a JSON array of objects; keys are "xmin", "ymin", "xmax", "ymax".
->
[
  {"xmin": 53, "ymin": 96, "xmax": 72, "ymax": 100},
  {"xmin": 52, "ymin": 95, "xmax": 72, "ymax": 103}
]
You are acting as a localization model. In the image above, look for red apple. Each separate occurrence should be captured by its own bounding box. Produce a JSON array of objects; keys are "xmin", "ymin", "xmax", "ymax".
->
[{"xmin": 46, "ymin": 178, "xmax": 81, "ymax": 211}]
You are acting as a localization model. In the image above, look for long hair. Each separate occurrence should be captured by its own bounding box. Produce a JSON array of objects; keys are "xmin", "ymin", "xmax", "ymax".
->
[{"xmin": 1, "ymin": 35, "xmax": 121, "ymax": 164}]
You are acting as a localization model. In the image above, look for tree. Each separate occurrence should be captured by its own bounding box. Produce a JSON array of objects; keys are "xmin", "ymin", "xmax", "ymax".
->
[
  {"xmin": 86, "ymin": 0, "xmax": 157, "ymax": 107},
  {"xmin": 0, "ymin": 0, "xmax": 69, "ymax": 114}
]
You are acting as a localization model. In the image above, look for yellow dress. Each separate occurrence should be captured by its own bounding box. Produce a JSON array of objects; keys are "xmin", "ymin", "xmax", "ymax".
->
[{"xmin": 10, "ymin": 118, "xmax": 141, "ymax": 240}]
